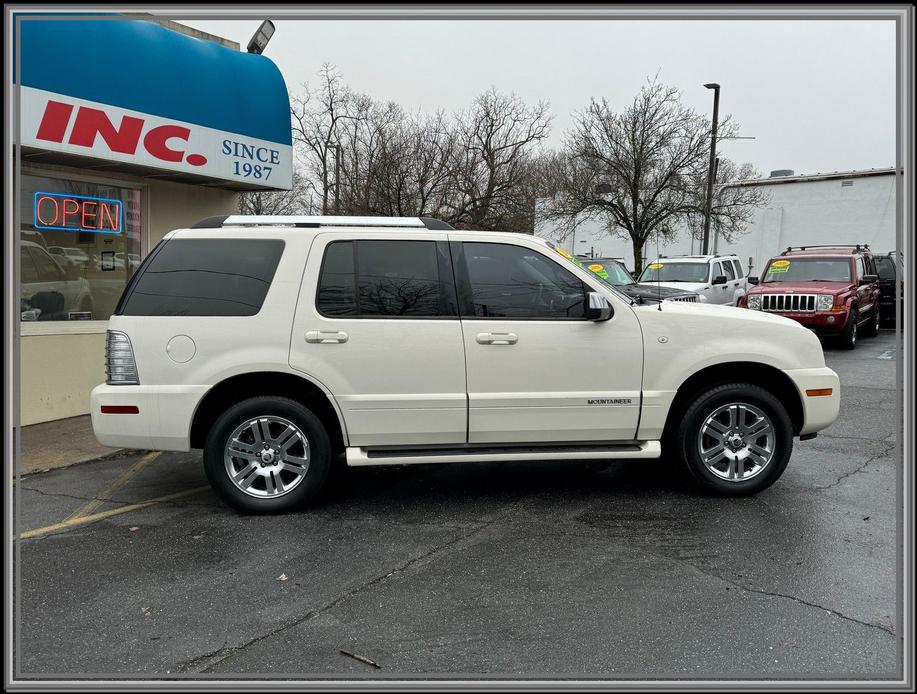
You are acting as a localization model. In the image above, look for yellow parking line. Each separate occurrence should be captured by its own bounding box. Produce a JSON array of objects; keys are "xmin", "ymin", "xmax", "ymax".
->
[
  {"xmin": 19, "ymin": 486, "xmax": 210, "ymax": 540},
  {"xmin": 63, "ymin": 451, "xmax": 162, "ymax": 522}
]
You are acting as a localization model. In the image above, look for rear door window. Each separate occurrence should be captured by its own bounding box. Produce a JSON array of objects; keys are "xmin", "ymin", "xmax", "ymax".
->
[
  {"xmin": 316, "ymin": 240, "xmax": 457, "ymax": 318},
  {"xmin": 722, "ymin": 260, "xmax": 736, "ymax": 281},
  {"xmin": 119, "ymin": 239, "xmax": 285, "ymax": 316}
]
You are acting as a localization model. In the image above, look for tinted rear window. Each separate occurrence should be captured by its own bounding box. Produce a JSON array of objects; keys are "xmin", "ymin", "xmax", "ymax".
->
[
  {"xmin": 317, "ymin": 240, "xmax": 457, "ymax": 318},
  {"xmin": 120, "ymin": 239, "xmax": 284, "ymax": 316},
  {"xmin": 875, "ymin": 257, "xmax": 896, "ymax": 279}
]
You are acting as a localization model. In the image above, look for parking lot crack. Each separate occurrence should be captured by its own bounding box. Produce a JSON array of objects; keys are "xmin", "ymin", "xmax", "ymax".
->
[
  {"xmin": 177, "ymin": 504, "xmax": 522, "ymax": 674},
  {"xmin": 817, "ymin": 442, "xmax": 895, "ymax": 490},
  {"xmin": 16, "ymin": 485, "xmax": 101, "ymax": 504}
]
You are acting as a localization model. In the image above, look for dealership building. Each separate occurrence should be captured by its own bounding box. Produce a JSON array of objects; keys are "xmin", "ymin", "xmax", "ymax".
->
[
  {"xmin": 538, "ymin": 167, "xmax": 899, "ymax": 277},
  {"xmin": 17, "ymin": 18, "xmax": 293, "ymax": 425}
]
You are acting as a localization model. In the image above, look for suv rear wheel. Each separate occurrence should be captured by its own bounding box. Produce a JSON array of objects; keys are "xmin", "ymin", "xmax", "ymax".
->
[
  {"xmin": 674, "ymin": 383, "xmax": 793, "ymax": 496},
  {"xmin": 203, "ymin": 396, "xmax": 332, "ymax": 513}
]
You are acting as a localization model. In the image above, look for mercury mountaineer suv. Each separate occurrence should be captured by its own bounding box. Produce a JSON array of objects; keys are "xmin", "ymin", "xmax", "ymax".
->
[{"xmin": 91, "ymin": 216, "xmax": 840, "ymax": 513}]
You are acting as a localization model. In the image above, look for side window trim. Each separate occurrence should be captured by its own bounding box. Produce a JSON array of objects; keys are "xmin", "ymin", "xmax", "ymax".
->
[{"xmin": 451, "ymin": 241, "xmax": 590, "ymax": 321}]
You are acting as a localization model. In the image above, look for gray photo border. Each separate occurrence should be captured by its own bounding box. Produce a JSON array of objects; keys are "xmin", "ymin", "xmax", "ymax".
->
[{"xmin": 4, "ymin": 3, "xmax": 914, "ymax": 692}]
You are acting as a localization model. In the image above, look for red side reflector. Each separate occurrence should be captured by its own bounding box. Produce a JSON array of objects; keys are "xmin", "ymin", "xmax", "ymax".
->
[
  {"xmin": 805, "ymin": 388, "xmax": 833, "ymax": 397},
  {"xmin": 100, "ymin": 405, "xmax": 140, "ymax": 414}
]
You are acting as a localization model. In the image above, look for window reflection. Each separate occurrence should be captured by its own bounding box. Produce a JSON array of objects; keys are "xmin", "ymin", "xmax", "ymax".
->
[{"xmin": 20, "ymin": 175, "xmax": 142, "ymax": 322}]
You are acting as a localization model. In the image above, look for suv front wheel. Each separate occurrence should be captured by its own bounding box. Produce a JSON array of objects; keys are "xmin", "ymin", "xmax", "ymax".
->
[
  {"xmin": 674, "ymin": 383, "xmax": 794, "ymax": 496},
  {"xmin": 203, "ymin": 396, "xmax": 332, "ymax": 513},
  {"xmin": 839, "ymin": 308, "xmax": 858, "ymax": 349}
]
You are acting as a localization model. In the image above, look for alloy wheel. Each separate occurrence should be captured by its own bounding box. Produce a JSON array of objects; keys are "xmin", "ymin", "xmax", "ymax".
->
[
  {"xmin": 696, "ymin": 402, "xmax": 776, "ymax": 482},
  {"xmin": 224, "ymin": 415, "xmax": 310, "ymax": 498}
]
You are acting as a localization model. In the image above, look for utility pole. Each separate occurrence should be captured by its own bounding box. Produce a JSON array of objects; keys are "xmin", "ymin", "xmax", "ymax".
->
[{"xmin": 702, "ymin": 82, "xmax": 720, "ymax": 255}]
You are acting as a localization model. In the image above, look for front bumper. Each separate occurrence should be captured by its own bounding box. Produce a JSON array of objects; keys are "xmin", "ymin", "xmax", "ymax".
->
[
  {"xmin": 783, "ymin": 367, "xmax": 841, "ymax": 436},
  {"xmin": 749, "ymin": 308, "xmax": 850, "ymax": 335},
  {"xmin": 90, "ymin": 384, "xmax": 209, "ymax": 451}
]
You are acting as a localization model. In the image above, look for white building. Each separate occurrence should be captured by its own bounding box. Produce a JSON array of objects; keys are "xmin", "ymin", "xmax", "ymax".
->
[{"xmin": 537, "ymin": 167, "xmax": 898, "ymax": 277}]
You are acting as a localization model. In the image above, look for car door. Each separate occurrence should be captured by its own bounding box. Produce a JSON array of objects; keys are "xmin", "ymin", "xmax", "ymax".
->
[
  {"xmin": 452, "ymin": 235, "xmax": 643, "ymax": 444},
  {"xmin": 289, "ymin": 232, "xmax": 467, "ymax": 448}
]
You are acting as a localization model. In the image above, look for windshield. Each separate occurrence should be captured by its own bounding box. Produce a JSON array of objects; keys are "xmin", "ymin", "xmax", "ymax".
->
[
  {"xmin": 582, "ymin": 260, "xmax": 634, "ymax": 286},
  {"xmin": 545, "ymin": 243, "xmax": 635, "ymax": 302},
  {"xmin": 762, "ymin": 258, "xmax": 852, "ymax": 283},
  {"xmin": 639, "ymin": 262, "xmax": 708, "ymax": 283}
]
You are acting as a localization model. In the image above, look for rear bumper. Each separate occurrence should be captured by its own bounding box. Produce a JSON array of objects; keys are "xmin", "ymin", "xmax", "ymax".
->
[
  {"xmin": 783, "ymin": 367, "xmax": 841, "ymax": 436},
  {"xmin": 90, "ymin": 384, "xmax": 209, "ymax": 451}
]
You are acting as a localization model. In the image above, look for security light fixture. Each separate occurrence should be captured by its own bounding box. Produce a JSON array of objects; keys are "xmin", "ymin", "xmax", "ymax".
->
[{"xmin": 247, "ymin": 20, "xmax": 276, "ymax": 55}]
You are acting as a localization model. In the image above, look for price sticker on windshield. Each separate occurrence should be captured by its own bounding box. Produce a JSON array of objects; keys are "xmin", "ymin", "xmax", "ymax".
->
[
  {"xmin": 768, "ymin": 259, "xmax": 790, "ymax": 274},
  {"xmin": 648, "ymin": 262, "xmax": 664, "ymax": 270},
  {"xmin": 588, "ymin": 263, "xmax": 609, "ymax": 280}
]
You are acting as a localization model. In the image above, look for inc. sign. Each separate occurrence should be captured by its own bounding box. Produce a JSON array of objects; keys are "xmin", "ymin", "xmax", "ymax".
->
[{"xmin": 33, "ymin": 191, "xmax": 122, "ymax": 234}]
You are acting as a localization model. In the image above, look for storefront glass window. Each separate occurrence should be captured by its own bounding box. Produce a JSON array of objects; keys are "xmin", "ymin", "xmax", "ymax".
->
[{"xmin": 20, "ymin": 174, "xmax": 143, "ymax": 322}]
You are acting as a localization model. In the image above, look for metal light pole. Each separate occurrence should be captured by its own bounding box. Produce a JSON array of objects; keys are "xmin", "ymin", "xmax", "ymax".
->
[{"xmin": 701, "ymin": 82, "xmax": 720, "ymax": 255}]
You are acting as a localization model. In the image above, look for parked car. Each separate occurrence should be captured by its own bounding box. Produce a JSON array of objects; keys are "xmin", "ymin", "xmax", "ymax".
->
[
  {"xmin": 48, "ymin": 246, "xmax": 91, "ymax": 271},
  {"xmin": 739, "ymin": 245, "xmax": 881, "ymax": 350},
  {"xmin": 874, "ymin": 251, "xmax": 902, "ymax": 327},
  {"xmin": 638, "ymin": 254, "xmax": 748, "ymax": 305},
  {"xmin": 116, "ymin": 252, "xmax": 142, "ymax": 272},
  {"xmin": 21, "ymin": 241, "xmax": 93, "ymax": 320},
  {"xmin": 570, "ymin": 255, "xmax": 700, "ymax": 304},
  {"xmin": 91, "ymin": 215, "xmax": 840, "ymax": 513}
]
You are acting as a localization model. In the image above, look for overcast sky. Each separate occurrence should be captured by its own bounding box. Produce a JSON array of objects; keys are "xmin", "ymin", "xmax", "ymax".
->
[{"xmin": 181, "ymin": 18, "xmax": 896, "ymax": 177}]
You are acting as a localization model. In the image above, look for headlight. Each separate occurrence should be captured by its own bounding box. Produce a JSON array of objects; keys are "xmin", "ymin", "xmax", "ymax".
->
[
  {"xmin": 816, "ymin": 295, "xmax": 834, "ymax": 311},
  {"xmin": 746, "ymin": 295, "xmax": 761, "ymax": 310}
]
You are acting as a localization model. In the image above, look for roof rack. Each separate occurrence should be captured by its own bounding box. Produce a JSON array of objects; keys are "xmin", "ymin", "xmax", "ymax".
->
[
  {"xmin": 781, "ymin": 244, "xmax": 869, "ymax": 255},
  {"xmin": 190, "ymin": 215, "xmax": 454, "ymax": 230}
]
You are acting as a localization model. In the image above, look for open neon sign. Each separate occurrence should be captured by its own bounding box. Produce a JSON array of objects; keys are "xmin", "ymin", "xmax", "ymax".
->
[{"xmin": 33, "ymin": 192, "xmax": 122, "ymax": 234}]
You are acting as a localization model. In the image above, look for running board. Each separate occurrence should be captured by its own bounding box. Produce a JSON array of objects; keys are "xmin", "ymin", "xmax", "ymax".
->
[{"xmin": 345, "ymin": 441, "xmax": 661, "ymax": 467}]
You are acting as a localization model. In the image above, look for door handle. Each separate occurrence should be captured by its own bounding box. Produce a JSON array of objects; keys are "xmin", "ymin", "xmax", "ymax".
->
[
  {"xmin": 305, "ymin": 330, "xmax": 348, "ymax": 344},
  {"xmin": 476, "ymin": 332, "xmax": 518, "ymax": 345}
]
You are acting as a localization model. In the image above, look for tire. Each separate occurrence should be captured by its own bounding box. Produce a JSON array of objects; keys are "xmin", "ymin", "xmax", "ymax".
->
[
  {"xmin": 862, "ymin": 306, "xmax": 880, "ymax": 338},
  {"xmin": 674, "ymin": 383, "xmax": 794, "ymax": 496},
  {"xmin": 203, "ymin": 396, "xmax": 332, "ymax": 513},
  {"xmin": 838, "ymin": 309, "xmax": 858, "ymax": 350}
]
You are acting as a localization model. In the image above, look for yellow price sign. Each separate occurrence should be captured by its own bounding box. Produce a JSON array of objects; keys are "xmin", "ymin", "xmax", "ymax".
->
[
  {"xmin": 771, "ymin": 259, "xmax": 790, "ymax": 267},
  {"xmin": 648, "ymin": 262, "xmax": 664, "ymax": 270}
]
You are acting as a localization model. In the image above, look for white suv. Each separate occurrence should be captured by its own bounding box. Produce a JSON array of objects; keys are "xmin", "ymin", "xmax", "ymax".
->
[
  {"xmin": 639, "ymin": 254, "xmax": 749, "ymax": 305},
  {"xmin": 91, "ymin": 216, "xmax": 840, "ymax": 513}
]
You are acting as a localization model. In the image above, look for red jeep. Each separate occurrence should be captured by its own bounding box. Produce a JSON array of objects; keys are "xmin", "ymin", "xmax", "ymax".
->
[{"xmin": 739, "ymin": 245, "xmax": 881, "ymax": 349}]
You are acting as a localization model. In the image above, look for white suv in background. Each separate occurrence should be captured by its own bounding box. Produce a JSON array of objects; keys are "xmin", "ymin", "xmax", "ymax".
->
[
  {"xmin": 91, "ymin": 216, "xmax": 839, "ymax": 513},
  {"xmin": 639, "ymin": 254, "xmax": 749, "ymax": 305}
]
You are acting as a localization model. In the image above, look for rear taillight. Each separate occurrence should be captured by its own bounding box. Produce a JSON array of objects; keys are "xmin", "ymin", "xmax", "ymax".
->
[{"xmin": 105, "ymin": 330, "xmax": 139, "ymax": 385}]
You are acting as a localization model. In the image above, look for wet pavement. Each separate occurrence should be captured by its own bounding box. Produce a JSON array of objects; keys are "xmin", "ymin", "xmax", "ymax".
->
[{"xmin": 15, "ymin": 331, "xmax": 902, "ymax": 680}]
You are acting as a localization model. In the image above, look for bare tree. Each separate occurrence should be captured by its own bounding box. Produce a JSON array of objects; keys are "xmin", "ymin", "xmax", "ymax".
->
[
  {"xmin": 547, "ymin": 79, "xmax": 762, "ymax": 270},
  {"xmin": 446, "ymin": 89, "xmax": 552, "ymax": 232},
  {"xmin": 238, "ymin": 170, "xmax": 314, "ymax": 215},
  {"xmin": 682, "ymin": 158, "xmax": 769, "ymax": 248},
  {"xmin": 290, "ymin": 64, "xmax": 361, "ymax": 214}
]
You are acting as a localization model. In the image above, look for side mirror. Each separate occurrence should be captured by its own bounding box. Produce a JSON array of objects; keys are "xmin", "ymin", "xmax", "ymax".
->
[
  {"xmin": 859, "ymin": 274, "xmax": 878, "ymax": 286},
  {"xmin": 585, "ymin": 292, "xmax": 613, "ymax": 321},
  {"xmin": 747, "ymin": 276, "xmax": 759, "ymax": 285},
  {"xmin": 712, "ymin": 275, "xmax": 728, "ymax": 285}
]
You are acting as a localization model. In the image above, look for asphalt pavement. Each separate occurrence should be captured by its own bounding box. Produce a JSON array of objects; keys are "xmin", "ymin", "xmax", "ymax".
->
[{"xmin": 15, "ymin": 331, "xmax": 902, "ymax": 680}]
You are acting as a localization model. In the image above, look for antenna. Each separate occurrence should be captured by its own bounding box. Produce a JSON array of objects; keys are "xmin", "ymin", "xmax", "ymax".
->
[{"xmin": 656, "ymin": 233, "xmax": 662, "ymax": 311}]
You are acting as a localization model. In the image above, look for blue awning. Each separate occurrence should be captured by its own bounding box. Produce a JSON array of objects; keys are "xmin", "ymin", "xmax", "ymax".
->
[{"xmin": 18, "ymin": 17, "xmax": 293, "ymax": 190}]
